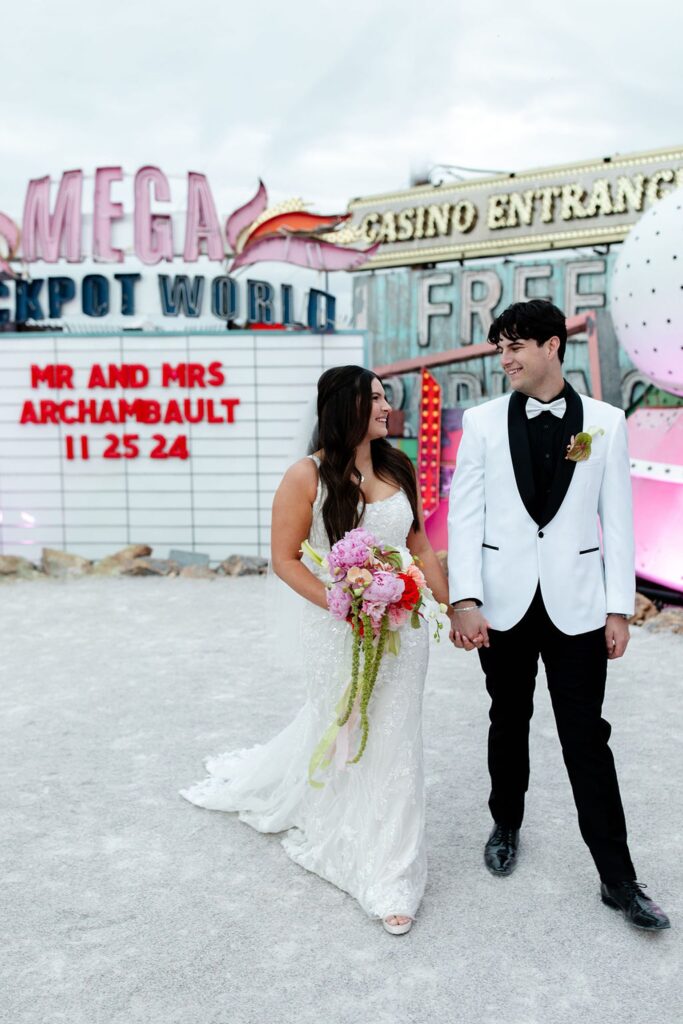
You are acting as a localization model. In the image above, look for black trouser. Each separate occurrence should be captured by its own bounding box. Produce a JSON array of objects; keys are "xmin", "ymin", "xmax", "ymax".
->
[{"xmin": 477, "ymin": 588, "xmax": 636, "ymax": 884}]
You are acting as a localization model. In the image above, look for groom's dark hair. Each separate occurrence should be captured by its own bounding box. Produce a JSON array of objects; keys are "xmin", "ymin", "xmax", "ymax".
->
[{"xmin": 487, "ymin": 299, "xmax": 567, "ymax": 363}]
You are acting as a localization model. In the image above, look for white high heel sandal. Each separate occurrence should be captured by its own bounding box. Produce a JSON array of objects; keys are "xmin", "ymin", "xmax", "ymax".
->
[{"xmin": 383, "ymin": 915, "xmax": 414, "ymax": 935}]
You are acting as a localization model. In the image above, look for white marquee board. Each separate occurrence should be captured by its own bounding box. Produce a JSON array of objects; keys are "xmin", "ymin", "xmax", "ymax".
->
[{"xmin": 0, "ymin": 330, "xmax": 366, "ymax": 563}]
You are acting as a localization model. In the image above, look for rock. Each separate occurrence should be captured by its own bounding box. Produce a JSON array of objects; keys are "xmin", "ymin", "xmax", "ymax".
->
[
  {"xmin": 643, "ymin": 608, "xmax": 683, "ymax": 634},
  {"xmin": 123, "ymin": 558, "xmax": 180, "ymax": 577},
  {"xmin": 41, "ymin": 548, "xmax": 92, "ymax": 578},
  {"xmin": 91, "ymin": 545, "xmax": 155, "ymax": 575},
  {"xmin": 0, "ymin": 555, "xmax": 41, "ymax": 579},
  {"xmin": 628, "ymin": 592, "xmax": 659, "ymax": 625},
  {"xmin": 218, "ymin": 555, "xmax": 268, "ymax": 576},
  {"xmin": 111, "ymin": 544, "xmax": 153, "ymax": 561},
  {"xmin": 90, "ymin": 556, "xmax": 136, "ymax": 576},
  {"xmin": 179, "ymin": 564, "xmax": 216, "ymax": 579}
]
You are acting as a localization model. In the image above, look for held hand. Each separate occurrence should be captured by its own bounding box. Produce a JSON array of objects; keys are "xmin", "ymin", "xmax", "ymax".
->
[
  {"xmin": 605, "ymin": 614, "xmax": 630, "ymax": 659},
  {"xmin": 448, "ymin": 605, "xmax": 491, "ymax": 651}
]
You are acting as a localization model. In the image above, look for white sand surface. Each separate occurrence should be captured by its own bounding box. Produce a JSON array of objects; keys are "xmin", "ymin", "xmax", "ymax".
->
[{"xmin": 2, "ymin": 576, "xmax": 681, "ymax": 1024}]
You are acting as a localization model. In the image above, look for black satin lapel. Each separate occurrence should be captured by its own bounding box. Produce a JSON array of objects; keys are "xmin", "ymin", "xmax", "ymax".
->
[
  {"xmin": 539, "ymin": 382, "xmax": 583, "ymax": 528},
  {"xmin": 507, "ymin": 391, "xmax": 538, "ymax": 524}
]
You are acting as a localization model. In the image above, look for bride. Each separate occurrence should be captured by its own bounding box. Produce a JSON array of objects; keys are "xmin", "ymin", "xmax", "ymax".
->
[{"xmin": 180, "ymin": 365, "xmax": 450, "ymax": 934}]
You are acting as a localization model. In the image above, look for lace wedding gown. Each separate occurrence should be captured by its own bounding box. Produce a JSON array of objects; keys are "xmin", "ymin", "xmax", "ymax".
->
[{"xmin": 179, "ymin": 455, "xmax": 430, "ymax": 919}]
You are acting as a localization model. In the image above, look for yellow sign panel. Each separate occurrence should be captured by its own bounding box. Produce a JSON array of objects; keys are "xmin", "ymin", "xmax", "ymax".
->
[{"xmin": 347, "ymin": 145, "xmax": 683, "ymax": 268}]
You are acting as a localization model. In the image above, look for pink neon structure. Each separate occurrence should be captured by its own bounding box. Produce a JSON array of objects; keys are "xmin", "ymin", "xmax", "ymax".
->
[
  {"xmin": 0, "ymin": 212, "xmax": 20, "ymax": 274},
  {"xmin": 627, "ymin": 408, "xmax": 683, "ymax": 591},
  {"xmin": 226, "ymin": 180, "xmax": 380, "ymax": 272}
]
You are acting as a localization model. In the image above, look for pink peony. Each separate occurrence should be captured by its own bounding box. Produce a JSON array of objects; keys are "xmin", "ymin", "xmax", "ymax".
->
[
  {"xmin": 363, "ymin": 571, "xmax": 405, "ymax": 605},
  {"xmin": 327, "ymin": 528, "xmax": 378, "ymax": 575},
  {"xmin": 327, "ymin": 583, "xmax": 352, "ymax": 620}
]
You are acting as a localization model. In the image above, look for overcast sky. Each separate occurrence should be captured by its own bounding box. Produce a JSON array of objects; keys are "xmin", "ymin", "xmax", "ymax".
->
[{"xmin": 3, "ymin": 0, "xmax": 682, "ymax": 218}]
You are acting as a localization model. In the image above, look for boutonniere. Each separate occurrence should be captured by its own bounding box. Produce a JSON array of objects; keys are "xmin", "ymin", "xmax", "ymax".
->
[{"xmin": 565, "ymin": 426, "xmax": 605, "ymax": 462}]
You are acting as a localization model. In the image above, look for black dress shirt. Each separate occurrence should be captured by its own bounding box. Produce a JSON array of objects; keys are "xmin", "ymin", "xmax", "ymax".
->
[{"xmin": 523, "ymin": 383, "xmax": 568, "ymax": 522}]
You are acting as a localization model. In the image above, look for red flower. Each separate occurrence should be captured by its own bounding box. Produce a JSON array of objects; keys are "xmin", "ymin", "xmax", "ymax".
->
[{"xmin": 397, "ymin": 573, "xmax": 420, "ymax": 610}]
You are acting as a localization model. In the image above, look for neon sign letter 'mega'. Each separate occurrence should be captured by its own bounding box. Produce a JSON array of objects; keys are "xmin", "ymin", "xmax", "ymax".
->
[
  {"xmin": 9, "ymin": 166, "xmax": 227, "ymax": 268},
  {"xmin": 0, "ymin": 167, "xmax": 381, "ymax": 272}
]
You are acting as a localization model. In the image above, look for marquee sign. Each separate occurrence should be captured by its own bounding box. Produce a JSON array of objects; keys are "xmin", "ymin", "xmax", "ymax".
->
[
  {"xmin": 0, "ymin": 331, "xmax": 366, "ymax": 562},
  {"xmin": 347, "ymin": 145, "xmax": 683, "ymax": 268}
]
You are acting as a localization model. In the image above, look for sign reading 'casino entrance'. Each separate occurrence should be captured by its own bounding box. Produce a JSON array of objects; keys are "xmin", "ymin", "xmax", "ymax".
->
[{"xmin": 347, "ymin": 145, "xmax": 683, "ymax": 268}]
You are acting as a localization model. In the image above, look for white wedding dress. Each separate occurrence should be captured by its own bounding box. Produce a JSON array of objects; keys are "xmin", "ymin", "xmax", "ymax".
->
[{"xmin": 179, "ymin": 455, "xmax": 430, "ymax": 919}]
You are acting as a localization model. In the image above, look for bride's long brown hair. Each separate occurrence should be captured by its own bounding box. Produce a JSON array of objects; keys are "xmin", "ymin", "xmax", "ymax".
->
[{"xmin": 314, "ymin": 365, "xmax": 420, "ymax": 547}]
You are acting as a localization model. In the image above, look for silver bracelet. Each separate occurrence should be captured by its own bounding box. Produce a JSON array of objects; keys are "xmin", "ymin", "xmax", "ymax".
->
[{"xmin": 452, "ymin": 605, "xmax": 480, "ymax": 612}]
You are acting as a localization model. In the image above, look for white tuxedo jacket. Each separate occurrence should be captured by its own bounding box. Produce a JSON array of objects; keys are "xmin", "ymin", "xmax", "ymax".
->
[{"xmin": 447, "ymin": 383, "xmax": 635, "ymax": 635}]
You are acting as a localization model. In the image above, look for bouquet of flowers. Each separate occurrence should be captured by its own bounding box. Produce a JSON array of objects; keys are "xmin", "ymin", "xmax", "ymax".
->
[{"xmin": 302, "ymin": 527, "xmax": 446, "ymax": 787}]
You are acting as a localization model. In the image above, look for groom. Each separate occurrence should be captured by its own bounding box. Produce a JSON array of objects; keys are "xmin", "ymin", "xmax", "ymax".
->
[{"xmin": 447, "ymin": 299, "xmax": 670, "ymax": 931}]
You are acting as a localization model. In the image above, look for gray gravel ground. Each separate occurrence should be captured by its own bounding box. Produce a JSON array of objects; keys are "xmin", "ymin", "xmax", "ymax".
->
[{"xmin": 2, "ymin": 576, "xmax": 681, "ymax": 1024}]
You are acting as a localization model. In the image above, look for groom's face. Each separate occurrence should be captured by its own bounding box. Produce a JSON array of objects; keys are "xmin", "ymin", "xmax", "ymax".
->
[{"xmin": 497, "ymin": 333, "xmax": 559, "ymax": 394}]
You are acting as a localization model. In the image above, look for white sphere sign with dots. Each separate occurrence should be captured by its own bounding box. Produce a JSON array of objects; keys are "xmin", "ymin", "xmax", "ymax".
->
[{"xmin": 611, "ymin": 186, "xmax": 683, "ymax": 397}]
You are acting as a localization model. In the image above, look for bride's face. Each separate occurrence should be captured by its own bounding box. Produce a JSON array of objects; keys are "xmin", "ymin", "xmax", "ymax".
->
[{"xmin": 362, "ymin": 379, "xmax": 392, "ymax": 442}]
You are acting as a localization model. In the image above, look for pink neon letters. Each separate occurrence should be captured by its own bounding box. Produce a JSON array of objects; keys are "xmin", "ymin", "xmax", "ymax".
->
[
  {"xmin": 134, "ymin": 166, "xmax": 174, "ymax": 264},
  {"xmin": 5, "ymin": 167, "xmax": 369, "ymax": 269},
  {"xmin": 93, "ymin": 167, "xmax": 124, "ymax": 262},
  {"xmin": 22, "ymin": 171, "xmax": 83, "ymax": 262},
  {"xmin": 183, "ymin": 173, "xmax": 224, "ymax": 262}
]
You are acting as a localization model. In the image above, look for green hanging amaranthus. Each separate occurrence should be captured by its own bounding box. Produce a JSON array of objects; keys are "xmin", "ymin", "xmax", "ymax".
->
[
  {"xmin": 347, "ymin": 612, "xmax": 390, "ymax": 764},
  {"xmin": 336, "ymin": 608, "xmax": 390, "ymax": 762}
]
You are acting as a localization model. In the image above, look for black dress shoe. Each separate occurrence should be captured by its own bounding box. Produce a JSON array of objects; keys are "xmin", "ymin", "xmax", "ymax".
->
[
  {"xmin": 484, "ymin": 824, "xmax": 520, "ymax": 876},
  {"xmin": 600, "ymin": 881, "xmax": 671, "ymax": 931}
]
